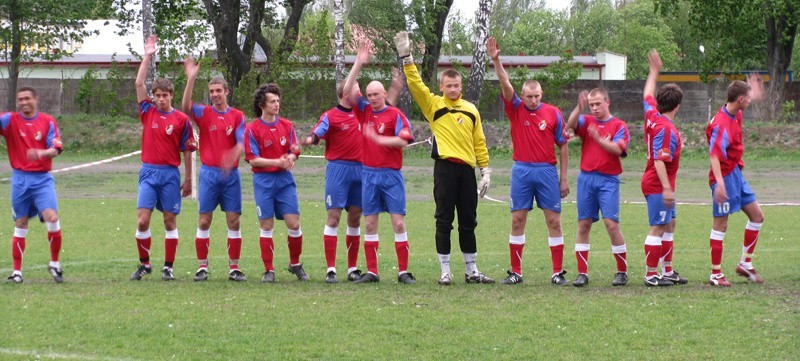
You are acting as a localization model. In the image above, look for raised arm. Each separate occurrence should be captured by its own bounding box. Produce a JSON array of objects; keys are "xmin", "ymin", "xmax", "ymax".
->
[
  {"xmin": 567, "ymin": 90, "xmax": 588, "ymax": 132},
  {"xmin": 644, "ymin": 49, "xmax": 662, "ymax": 100},
  {"xmin": 182, "ymin": 57, "xmax": 200, "ymax": 115},
  {"xmin": 487, "ymin": 37, "xmax": 514, "ymax": 102},
  {"xmin": 136, "ymin": 35, "xmax": 158, "ymax": 103},
  {"xmin": 386, "ymin": 68, "xmax": 404, "ymax": 107},
  {"xmin": 396, "ymin": 31, "xmax": 435, "ymax": 114},
  {"xmin": 343, "ymin": 41, "xmax": 371, "ymax": 104}
]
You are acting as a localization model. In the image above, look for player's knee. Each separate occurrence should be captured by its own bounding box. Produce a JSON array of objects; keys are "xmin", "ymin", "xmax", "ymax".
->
[
  {"xmin": 603, "ymin": 219, "xmax": 620, "ymax": 233},
  {"xmin": 326, "ymin": 217, "xmax": 340, "ymax": 228}
]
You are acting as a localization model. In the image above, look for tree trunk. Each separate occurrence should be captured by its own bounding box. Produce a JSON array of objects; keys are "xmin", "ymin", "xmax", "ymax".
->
[
  {"xmin": 333, "ymin": 0, "xmax": 345, "ymax": 86},
  {"xmin": 764, "ymin": 7, "xmax": 797, "ymax": 121},
  {"xmin": 421, "ymin": 0, "xmax": 453, "ymax": 86},
  {"xmin": 465, "ymin": 0, "xmax": 494, "ymax": 105},
  {"xmin": 6, "ymin": 0, "xmax": 21, "ymax": 110},
  {"xmin": 142, "ymin": 0, "xmax": 155, "ymax": 97}
]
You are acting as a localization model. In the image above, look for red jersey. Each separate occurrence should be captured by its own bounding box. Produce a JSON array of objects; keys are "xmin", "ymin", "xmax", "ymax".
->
[
  {"xmin": 502, "ymin": 95, "xmax": 567, "ymax": 164},
  {"xmin": 706, "ymin": 106, "xmax": 744, "ymax": 185},
  {"xmin": 641, "ymin": 95, "xmax": 682, "ymax": 195},
  {"xmin": 576, "ymin": 114, "xmax": 629, "ymax": 175},
  {"xmin": 353, "ymin": 96, "xmax": 413, "ymax": 170},
  {"xmin": 139, "ymin": 100, "xmax": 196, "ymax": 167},
  {"xmin": 312, "ymin": 105, "xmax": 362, "ymax": 162},
  {"xmin": 190, "ymin": 103, "xmax": 246, "ymax": 168},
  {"xmin": 0, "ymin": 112, "xmax": 63, "ymax": 172},
  {"xmin": 244, "ymin": 116, "xmax": 300, "ymax": 173}
]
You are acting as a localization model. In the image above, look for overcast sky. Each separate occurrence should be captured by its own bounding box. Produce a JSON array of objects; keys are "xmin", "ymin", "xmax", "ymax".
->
[{"xmin": 451, "ymin": 0, "xmax": 570, "ymax": 20}]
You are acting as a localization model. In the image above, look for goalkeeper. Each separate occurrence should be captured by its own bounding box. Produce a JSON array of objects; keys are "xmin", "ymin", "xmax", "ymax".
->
[{"xmin": 395, "ymin": 31, "xmax": 494, "ymax": 286}]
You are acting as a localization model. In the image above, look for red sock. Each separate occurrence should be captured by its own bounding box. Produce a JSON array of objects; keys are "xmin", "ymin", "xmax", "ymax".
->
[
  {"xmin": 743, "ymin": 229, "xmax": 759, "ymax": 263},
  {"xmin": 710, "ymin": 239, "xmax": 723, "ymax": 274},
  {"xmin": 550, "ymin": 244, "xmax": 564, "ymax": 274},
  {"xmin": 576, "ymin": 250, "xmax": 589, "ymax": 274},
  {"xmin": 11, "ymin": 237, "xmax": 25, "ymax": 271},
  {"xmin": 287, "ymin": 235, "xmax": 303, "ymax": 265},
  {"xmin": 364, "ymin": 241, "xmax": 379, "ymax": 275},
  {"xmin": 510, "ymin": 243, "xmax": 524, "ymax": 275},
  {"xmin": 136, "ymin": 237, "xmax": 152, "ymax": 265},
  {"xmin": 324, "ymin": 235, "xmax": 337, "ymax": 268},
  {"xmin": 614, "ymin": 252, "xmax": 627, "ymax": 273},
  {"xmin": 48, "ymin": 230, "xmax": 62, "ymax": 262},
  {"xmin": 227, "ymin": 237, "xmax": 242, "ymax": 270},
  {"xmin": 644, "ymin": 244, "xmax": 661, "ymax": 277},
  {"xmin": 259, "ymin": 237, "xmax": 274, "ymax": 271},
  {"xmin": 346, "ymin": 235, "xmax": 360, "ymax": 269},
  {"xmin": 165, "ymin": 238, "xmax": 179, "ymax": 265},
  {"xmin": 661, "ymin": 240, "xmax": 674, "ymax": 273},
  {"xmin": 395, "ymin": 241, "xmax": 409, "ymax": 273},
  {"xmin": 195, "ymin": 237, "xmax": 209, "ymax": 262}
]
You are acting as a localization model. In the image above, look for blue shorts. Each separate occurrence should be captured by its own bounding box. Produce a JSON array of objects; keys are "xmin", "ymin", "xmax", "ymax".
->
[
  {"xmin": 137, "ymin": 164, "xmax": 182, "ymax": 214},
  {"xmin": 253, "ymin": 171, "xmax": 299, "ymax": 220},
  {"xmin": 645, "ymin": 193, "xmax": 677, "ymax": 226},
  {"xmin": 577, "ymin": 171, "xmax": 620, "ymax": 223},
  {"xmin": 509, "ymin": 162, "xmax": 561, "ymax": 213},
  {"xmin": 10, "ymin": 170, "xmax": 58, "ymax": 221},
  {"xmin": 325, "ymin": 160, "xmax": 362, "ymax": 210},
  {"xmin": 198, "ymin": 165, "xmax": 242, "ymax": 214},
  {"xmin": 362, "ymin": 167, "xmax": 406, "ymax": 216},
  {"xmin": 711, "ymin": 166, "xmax": 757, "ymax": 217}
]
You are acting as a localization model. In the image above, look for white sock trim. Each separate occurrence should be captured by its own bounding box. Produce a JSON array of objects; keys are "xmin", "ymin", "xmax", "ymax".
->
[
  {"xmin": 165, "ymin": 229, "xmax": 179, "ymax": 239},
  {"xmin": 394, "ymin": 232, "xmax": 408, "ymax": 242},
  {"xmin": 509, "ymin": 234, "xmax": 525, "ymax": 245},
  {"xmin": 196, "ymin": 228, "xmax": 210, "ymax": 239},
  {"xmin": 346, "ymin": 226, "xmax": 361, "ymax": 236},
  {"xmin": 227, "ymin": 229, "xmax": 241, "ymax": 238},
  {"xmin": 710, "ymin": 229, "xmax": 725, "ymax": 241},
  {"xmin": 548, "ymin": 236, "xmax": 564, "ymax": 247},
  {"xmin": 324, "ymin": 225, "xmax": 338, "ymax": 236},
  {"xmin": 288, "ymin": 228, "xmax": 302, "ymax": 238},
  {"xmin": 644, "ymin": 236, "xmax": 661, "ymax": 246},
  {"xmin": 364, "ymin": 234, "xmax": 379, "ymax": 242},
  {"xmin": 14, "ymin": 227, "xmax": 28, "ymax": 238},
  {"xmin": 260, "ymin": 229, "xmax": 273, "ymax": 238},
  {"xmin": 575, "ymin": 243, "xmax": 590, "ymax": 252},
  {"xmin": 746, "ymin": 221, "xmax": 763, "ymax": 231},
  {"xmin": 662, "ymin": 232, "xmax": 674, "ymax": 241},
  {"xmin": 46, "ymin": 220, "xmax": 61, "ymax": 232},
  {"xmin": 135, "ymin": 229, "xmax": 151, "ymax": 239}
]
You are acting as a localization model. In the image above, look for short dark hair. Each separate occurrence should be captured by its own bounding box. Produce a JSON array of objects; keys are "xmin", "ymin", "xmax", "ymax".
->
[
  {"xmin": 152, "ymin": 78, "xmax": 174, "ymax": 95},
  {"xmin": 209, "ymin": 76, "xmax": 228, "ymax": 90},
  {"xmin": 727, "ymin": 80, "xmax": 750, "ymax": 103},
  {"xmin": 253, "ymin": 83, "xmax": 282, "ymax": 117},
  {"xmin": 439, "ymin": 69, "xmax": 462, "ymax": 84},
  {"xmin": 16, "ymin": 86, "xmax": 37, "ymax": 98},
  {"xmin": 656, "ymin": 83, "xmax": 683, "ymax": 114},
  {"xmin": 589, "ymin": 87, "xmax": 609, "ymax": 101}
]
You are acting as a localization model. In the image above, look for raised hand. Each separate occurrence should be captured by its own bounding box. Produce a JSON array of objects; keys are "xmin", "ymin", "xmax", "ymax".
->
[
  {"xmin": 184, "ymin": 56, "xmax": 200, "ymax": 79},
  {"xmin": 578, "ymin": 90, "xmax": 589, "ymax": 109},
  {"xmin": 144, "ymin": 35, "xmax": 158, "ymax": 56},
  {"xmin": 355, "ymin": 40, "xmax": 371, "ymax": 65},
  {"xmin": 648, "ymin": 49, "xmax": 662, "ymax": 72},
  {"xmin": 487, "ymin": 37, "xmax": 500, "ymax": 60},
  {"xmin": 747, "ymin": 73, "xmax": 764, "ymax": 101},
  {"xmin": 394, "ymin": 31, "xmax": 411, "ymax": 58}
]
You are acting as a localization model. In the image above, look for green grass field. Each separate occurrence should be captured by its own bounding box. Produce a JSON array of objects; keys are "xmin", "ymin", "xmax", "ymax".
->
[{"xmin": 0, "ymin": 151, "xmax": 797, "ymax": 360}]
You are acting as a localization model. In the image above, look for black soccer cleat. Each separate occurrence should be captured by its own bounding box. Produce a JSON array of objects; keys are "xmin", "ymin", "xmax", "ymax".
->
[
  {"xmin": 353, "ymin": 272, "xmax": 380, "ymax": 284},
  {"xmin": 501, "ymin": 270, "xmax": 523, "ymax": 285},
  {"xmin": 397, "ymin": 272, "xmax": 417, "ymax": 284},
  {"xmin": 347, "ymin": 269, "xmax": 363, "ymax": 282},
  {"xmin": 193, "ymin": 268, "xmax": 208, "ymax": 282},
  {"xmin": 325, "ymin": 270, "xmax": 338, "ymax": 284},
  {"xmin": 261, "ymin": 271, "xmax": 276, "ymax": 283},
  {"xmin": 644, "ymin": 275, "xmax": 674, "ymax": 287},
  {"xmin": 162, "ymin": 267, "xmax": 175, "ymax": 281},
  {"xmin": 662, "ymin": 271, "xmax": 688, "ymax": 285},
  {"xmin": 48, "ymin": 266, "xmax": 64, "ymax": 283},
  {"xmin": 465, "ymin": 271, "xmax": 495, "ymax": 284},
  {"xmin": 573, "ymin": 273, "xmax": 590, "ymax": 287},
  {"xmin": 228, "ymin": 269, "xmax": 247, "ymax": 282},
  {"xmin": 288, "ymin": 264, "xmax": 310, "ymax": 281},
  {"xmin": 551, "ymin": 270, "xmax": 568, "ymax": 286},
  {"xmin": 611, "ymin": 272, "xmax": 628, "ymax": 286},
  {"xmin": 130, "ymin": 264, "xmax": 152, "ymax": 281},
  {"xmin": 6, "ymin": 273, "xmax": 23, "ymax": 283}
]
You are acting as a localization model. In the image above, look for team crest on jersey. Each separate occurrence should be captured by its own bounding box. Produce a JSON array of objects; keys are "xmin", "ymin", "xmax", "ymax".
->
[
  {"xmin": 209, "ymin": 124, "xmax": 217, "ymax": 131},
  {"xmin": 280, "ymin": 136, "xmax": 287, "ymax": 146},
  {"xmin": 378, "ymin": 122, "xmax": 385, "ymax": 134},
  {"xmin": 166, "ymin": 124, "xmax": 174, "ymax": 135},
  {"xmin": 34, "ymin": 131, "xmax": 42, "ymax": 141},
  {"xmin": 152, "ymin": 122, "xmax": 158, "ymax": 129},
  {"xmin": 657, "ymin": 149, "xmax": 671, "ymax": 160},
  {"xmin": 263, "ymin": 140, "xmax": 273, "ymax": 147},
  {"xmin": 18, "ymin": 130, "xmax": 26, "ymax": 137},
  {"xmin": 341, "ymin": 124, "xmax": 349, "ymax": 131},
  {"xmin": 456, "ymin": 117, "xmax": 463, "ymax": 125},
  {"xmin": 226, "ymin": 125, "xmax": 233, "ymax": 135},
  {"xmin": 539, "ymin": 120, "xmax": 547, "ymax": 131}
]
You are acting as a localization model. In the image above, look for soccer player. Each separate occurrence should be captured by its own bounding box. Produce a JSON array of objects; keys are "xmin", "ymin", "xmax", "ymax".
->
[
  {"xmin": 395, "ymin": 31, "xmax": 494, "ymax": 286},
  {"xmin": 641, "ymin": 50, "xmax": 687, "ymax": 287},
  {"xmin": 343, "ymin": 42, "xmax": 416, "ymax": 284},
  {"xmin": 486, "ymin": 37, "xmax": 570, "ymax": 286},
  {"xmin": 302, "ymin": 83, "xmax": 364, "ymax": 283},
  {"xmin": 706, "ymin": 75, "xmax": 765, "ymax": 286},
  {"xmin": 130, "ymin": 35, "xmax": 197, "ymax": 281},
  {"xmin": 182, "ymin": 57, "xmax": 247, "ymax": 282},
  {"xmin": 566, "ymin": 88, "xmax": 630, "ymax": 287},
  {"xmin": 1, "ymin": 87, "xmax": 65, "ymax": 283},
  {"xmin": 245, "ymin": 83, "xmax": 308, "ymax": 283}
]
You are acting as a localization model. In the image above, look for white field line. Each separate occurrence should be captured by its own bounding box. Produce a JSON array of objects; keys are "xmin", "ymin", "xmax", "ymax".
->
[
  {"xmin": 0, "ymin": 150, "xmax": 142, "ymax": 182},
  {"xmin": 0, "ymin": 347, "xmax": 135, "ymax": 361}
]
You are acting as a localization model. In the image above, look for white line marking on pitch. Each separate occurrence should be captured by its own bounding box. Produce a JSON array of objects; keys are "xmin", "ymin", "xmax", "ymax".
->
[{"xmin": 0, "ymin": 348, "xmax": 135, "ymax": 361}]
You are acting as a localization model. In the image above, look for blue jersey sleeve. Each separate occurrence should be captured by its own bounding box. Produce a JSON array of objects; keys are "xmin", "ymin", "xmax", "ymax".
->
[
  {"xmin": 139, "ymin": 100, "xmax": 153, "ymax": 115},
  {"xmin": 235, "ymin": 115, "xmax": 246, "ymax": 145},
  {"xmin": 554, "ymin": 110, "xmax": 566, "ymax": 145},
  {"xmin": 314, "ymin": 113, "xmax": 331, "ymax": 138},
  {"xmin": 191, "ymin": 103, "xmax": 206, "ymax": 120},
  {"xmin": 0, "ymin": 113, "xmax": 11, "ymax": 135},
  {"xmin": 248, "ymin": 130, "xmax": 261, "ymax": 158}
]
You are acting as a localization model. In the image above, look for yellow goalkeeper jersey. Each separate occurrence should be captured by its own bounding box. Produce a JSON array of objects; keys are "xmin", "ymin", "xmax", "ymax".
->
[{"xmin": 403, "ymin": 63, "xmax": 489, "ymax": 169}]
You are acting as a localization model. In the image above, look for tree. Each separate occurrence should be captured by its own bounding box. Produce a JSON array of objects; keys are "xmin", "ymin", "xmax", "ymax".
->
[
  {"xmin": 568, "ymin": 0, "xmax": 618, "ymax": 55},
  {"xmin": 333, "ymin": 0, "xmax": 345, "ymax": 84},
  {"xmin": 409, "ymin": 0, "xmax": 454, "ymax": 86},
  {"xmin": 489, "ymin": 0, "xmax": 545, "ymax": 44},
  {"xmin": 503, "ymin": 9, "xmax": 569, "ymax": 56},
  {"xmin": 464, "ymin": 0, "xmax": 494, "ymax": 104},
  {"xmin": 0, "ymin": 0, "xmax": 110, "ymax": 109},
  {"xmin": 442, "ymin": 11, "xmax": 473, "ymax": 55}
]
